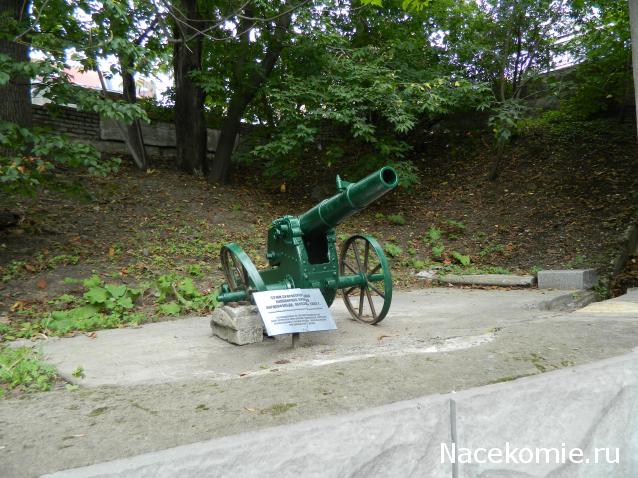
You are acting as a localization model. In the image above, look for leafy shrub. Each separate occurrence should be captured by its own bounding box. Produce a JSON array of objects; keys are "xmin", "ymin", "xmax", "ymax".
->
[
  {"xmin": 0, "ymin": 122, "xmax": 120, "ymax": 194},
  {"xmin": 431, "ymin": 244, "xmax": 445, "ymax": 258},
  {"xmin": 488, "ymin": 99, "xmax": 527, "ymax": 151},
  {"xmin": 444, "ymin": 219, "xmax": 466, "ymax": 232},
  {"xmin": 425, "ymin": 227, "xmax": 443, "ymax": 244},
  {"xmin": 390, "ymin": 161, "xmax": 421, "ymax": 191}
]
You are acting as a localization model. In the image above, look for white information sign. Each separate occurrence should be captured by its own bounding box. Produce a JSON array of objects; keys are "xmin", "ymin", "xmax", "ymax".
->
[{"xmin": 253, "ymin": 288, "xmax": 337, "ymax": 336}]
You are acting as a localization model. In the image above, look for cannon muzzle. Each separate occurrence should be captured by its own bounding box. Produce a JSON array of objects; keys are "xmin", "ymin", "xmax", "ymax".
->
[{"xmin": 298, "ymin": 166, "xmax": 399, "ymax": 234}]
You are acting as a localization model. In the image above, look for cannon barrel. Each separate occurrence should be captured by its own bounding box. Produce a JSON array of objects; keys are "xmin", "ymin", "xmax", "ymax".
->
[{"xmin": 298, "ymin": 166, "xmax": 398, "ymax": 234}]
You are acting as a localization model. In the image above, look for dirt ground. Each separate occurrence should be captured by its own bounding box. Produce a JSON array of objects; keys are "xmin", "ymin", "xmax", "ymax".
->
[{"xmin": 0, "ymin": 116, "xmax": 636, "ymax": 324}]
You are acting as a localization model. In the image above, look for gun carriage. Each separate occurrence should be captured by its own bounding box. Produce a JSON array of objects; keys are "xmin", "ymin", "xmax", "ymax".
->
[{"xmin": 218, "ymin": 166, "xmax": 399, "ymax": 324}]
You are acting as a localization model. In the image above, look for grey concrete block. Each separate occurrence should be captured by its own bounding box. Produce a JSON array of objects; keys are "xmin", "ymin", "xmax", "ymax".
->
[
  {"xmin": 454, "ymin": 352, "xmax": 638, "ymax": 478},
  {"xmin": 537, "ymin": 269, "xmax": 598, "ymax": 290},
  {"xmin": 44, "ymin": 394, "xmax": 453, "ymax": 478},
  {"xmin": 210, "ymin": 305, "xmax": 263, "ymax": 345},
  {"xmin": 438, "ymin": 274, "xmax": 536, "ymax": 287},
  {"xmin": 44, "ymin": 351, "xmax": 638, "ymax": 478}
]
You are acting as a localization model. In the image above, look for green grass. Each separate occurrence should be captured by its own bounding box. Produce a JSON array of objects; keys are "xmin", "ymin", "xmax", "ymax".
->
[{"xmin": 0, "ymin": 346, "xmax": 57, "ymax": 396}]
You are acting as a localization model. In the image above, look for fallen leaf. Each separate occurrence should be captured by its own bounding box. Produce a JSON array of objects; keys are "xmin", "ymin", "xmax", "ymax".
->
[
  {"xmin": 377, "ymin": 335, "xmax": 391, "ymax": 341},
  {"xmin": 10, "ymin": 301, "xmax": 24, "ymax": 312},
  {"xmin": 108, "ymin": 246, "xmax": 115, "ymax": 257},
  {"xmin": 87, "ymin": 332, "xmax": 97, "ymax": 339},
  {"xmin": 24, "ymin": 264, "xmax": 35, "ymax": 272},
  {"xmin": 36, "ymin": 278, "xmax": 47, "ymax": 289},
  {"xmin": 274, "ymin": 359, "xmax": 290, "ymax": 364},
  {"xmin": 244, "ymin": 407, "xmax": 257, "ymax": 412}
]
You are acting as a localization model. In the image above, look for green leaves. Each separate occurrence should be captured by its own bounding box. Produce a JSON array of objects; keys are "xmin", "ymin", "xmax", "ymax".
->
[
  {"xmin": 383, "ymin": 242, "xmax": 403, "ymax": 257},
  {"xmin": 154, "ymin": 273, "xmax": 218, "ymax": 316},
  {"xmin": 0, "ymin": 346, "xmax": 57, "ymax": 396},
  {"xmin": 0, "ymin": 121, "xmax": 120, "ymax": 195},
  {"xmin": 83, "ymin": 287, "xmax": 108, "ymax": 305},
  {"xmin": 452, "ymin": 251, "xmax": 471, "ymax": 267},
  {"xmin": 158, "ymin": 302, "xmax": 181, "ymax": 316},
  {"xmin": 47, "ymin": 276, "xmax": 142, "ymax": 334}
]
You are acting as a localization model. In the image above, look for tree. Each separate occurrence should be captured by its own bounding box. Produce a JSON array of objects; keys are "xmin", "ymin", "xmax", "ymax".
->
[
  {"xmin": 628, "ymin": 0, "xmax": 638, "ymax": 140},
  {"xmin": 172, "ymin": 0, "xmax": 207, "ymax": 175},
  {"xmin": 208, "ymin": 2, "xmax": 294, "ymax": 182},
  {"xmin": 238, "ymin": 1, "xmax": 489, "ymax": 184},
  {"xmin": 0, "ymin": 0, "xmax": 151, "ymax": 193},
  {"xmin": 567, "ymin": 0, "xmax": 632, "ymax": 119},
  {"xmin": 0, "ymin": 0, "xmax": 32, "ymax": 127}
]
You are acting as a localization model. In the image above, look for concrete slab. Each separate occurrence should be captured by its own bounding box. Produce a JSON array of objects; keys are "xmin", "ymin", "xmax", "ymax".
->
[
  {"xmin": 538, "ymin": 269, "xmax": 598, "ymax": 290},
  {"xmin": 569, "ymin": 288, "xmax": 638, "ymax": 319},
  {"xmin": 39, "ymin": 288, "xmax": 577, "ymax": 387},
  {"xmin": 4, "ymin": 289, "xmax": 638, "ymax": 477},
  {"xmin": 44, "ymin": 348, "xmax": 638, "ymax": 478},
  {"xmin": 44, "ymin": 395, "xmax": 453, "ymax": 478},
  {"xmin": 438, "ymin": 274, "xmax": 536, "ymax": 287},
  {"xmin": 454, "ymin": 350, "xmax": 638, "ymax": 478}
]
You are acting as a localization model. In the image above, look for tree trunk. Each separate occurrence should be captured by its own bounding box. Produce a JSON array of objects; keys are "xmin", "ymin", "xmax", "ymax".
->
[
  {"xmin": 629, "ymin": 0, "xmax": 638, "ymax": 141},
  {"xmin": 0, "ymin": 0, "xmax": 32, "ymax": 127},
  {"xmin": 121, "ymin": 63, "xmax": 147, "ymax": 169},
  {"xmin": 210, "ymin": 95, "xmax": 248, "ymax": 182},
  {"xmin": 209, "ymin": 4, "xmax": 293, "ymax": 183},
  {"xmin": 172, "ymin": 0, "xmax": 207, "ymax": 175}
]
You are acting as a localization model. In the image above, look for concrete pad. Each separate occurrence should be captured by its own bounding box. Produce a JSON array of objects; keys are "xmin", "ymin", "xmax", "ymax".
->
[
  {"xmin": 7, "ymin": 289, "xmax": 638, "ymax": 477},
  {"xmin": 568, "ymin": 288, "xmax": 638, "ymax": 319},
  {"xmin": 438, "ymin": 274, "xmax": 536, "ymax": 287},
  {"xmin": 44, "ymin": 348, "xmax": 638, "ymax": 478},
  {"xmin": 574, "ymin": 300, "xmax": 638, "ymax": 316},
  {"xmin": 538, "ymin": 269, "xmax": 598, "ymax": 290},
  {"xmin": 39, "ymin": 288, "xmax": 578, "ymax": 387},
  {"xmin": 45, "ymin": 395, "xmax": 453, "ymax": 478}
]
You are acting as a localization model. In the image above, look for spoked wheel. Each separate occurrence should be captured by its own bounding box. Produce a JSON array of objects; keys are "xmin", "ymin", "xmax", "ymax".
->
[
  {"xmin": 339, "ymin": 234, "xmax": 392, "ymax": 324},
  {"xmin": 220, "ymin": 243, "xmax": 266, "ymax": 302}
]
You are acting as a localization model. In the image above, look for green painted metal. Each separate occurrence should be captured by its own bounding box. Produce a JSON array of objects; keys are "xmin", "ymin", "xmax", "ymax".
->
[
  {"xmin": 218, "ymin": 166, "xmax": 398, "ymax": 323},
  {"xmin": 339, "ymin": 235, "xmax": 392, "ymax": 324}
]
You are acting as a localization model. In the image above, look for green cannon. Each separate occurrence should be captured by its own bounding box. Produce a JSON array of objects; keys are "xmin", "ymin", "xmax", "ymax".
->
[{"xmin": 218, "ymin": 166, "xmax": 399, "ymax": 324}]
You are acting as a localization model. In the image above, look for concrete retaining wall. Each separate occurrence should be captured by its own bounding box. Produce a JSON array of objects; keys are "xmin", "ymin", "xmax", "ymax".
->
[
  {"xmin": 31, "ymin": 105, "xmax": 228, "ymax": 160},
  {"xmin": 33, "ymin": 105, "xmax": 100, "ymax": 139},
  {"xmin": 45, "ymin": 349, "xmax": 638, "ymax": 478}
]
